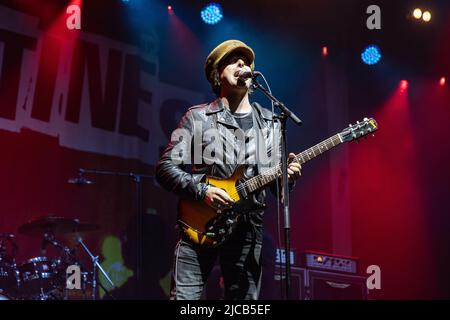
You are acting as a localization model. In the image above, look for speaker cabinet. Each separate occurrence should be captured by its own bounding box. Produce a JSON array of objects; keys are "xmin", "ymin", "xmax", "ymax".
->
[
  {"xmin": 306, "ymin": 269, "xmax": 368, "ymax": 300},
  {"xmin": 274, "ymin": 267, "xmax": 368, "ymax": 300}
]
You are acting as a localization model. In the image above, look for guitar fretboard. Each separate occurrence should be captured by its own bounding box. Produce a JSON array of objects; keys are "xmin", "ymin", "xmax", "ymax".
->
[{"xmin": 243, "ymin": 134, "xmax": 342, "ymax": 193}]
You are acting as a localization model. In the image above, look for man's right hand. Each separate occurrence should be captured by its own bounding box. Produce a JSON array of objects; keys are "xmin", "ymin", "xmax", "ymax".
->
[{"xmin": 204, "ymin": 186, "xmax": 235, "ymax": 211}]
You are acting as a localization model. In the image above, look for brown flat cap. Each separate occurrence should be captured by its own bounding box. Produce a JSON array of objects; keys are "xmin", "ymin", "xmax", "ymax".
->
[{"xmin": 205, "ymin": 39, "xmax": 255, "ymax": 84}]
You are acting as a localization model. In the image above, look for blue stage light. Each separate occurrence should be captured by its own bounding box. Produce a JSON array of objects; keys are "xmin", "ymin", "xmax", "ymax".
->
[
  {"xmin": 201, "ymin": 3, "xmax": 223, "ymax": 25},
  {"xmin": 361, "ymin": 45, "xmax": 382, "ymax": 65}
]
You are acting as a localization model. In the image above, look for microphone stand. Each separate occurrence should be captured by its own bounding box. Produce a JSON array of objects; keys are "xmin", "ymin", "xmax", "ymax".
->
[
  {"xmin": 76, "ymin": 168, "xmax": 154, "ymax": 298},
  {"xmin": 251, "ymin": 77, "xmax": 302, "ymax": 300},
  {"xmin": 77, "ymin": 236, "xmax": 116, "ymax": 300},
  {"xmin": 43, "ymin": 232, "xmax": 116, "ymax": 300}
]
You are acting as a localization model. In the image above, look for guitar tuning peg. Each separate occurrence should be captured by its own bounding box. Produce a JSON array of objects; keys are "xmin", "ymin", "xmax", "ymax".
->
[
  {"xmin": 349, "ymin": 124, "xmax": 352, "ymax": 127},
  {"xmin": 356, "ymin": 120, "xmax": 360, "ymax": 124},
  {"xmin": 363, "ymin": 117, "xmax": 368, "ymax": 121}
]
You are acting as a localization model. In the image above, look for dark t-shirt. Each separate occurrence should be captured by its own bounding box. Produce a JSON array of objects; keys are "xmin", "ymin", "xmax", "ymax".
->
[
  {"xmin": 232, "ymin": 111, "xmax": 253, "ymax": 132},
  {"xmin": 231, "ymin": 110, "xmax": 265, "ymax": 227},
  {"xmin": 232, "ymin": 110, "xmax": 254, "ymax": 167}
]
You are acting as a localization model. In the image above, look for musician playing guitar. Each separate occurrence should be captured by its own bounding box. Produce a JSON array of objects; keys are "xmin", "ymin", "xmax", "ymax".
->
[{"xmin": 156, "ymin": 40, "xmax": 301, "ymax": 300}]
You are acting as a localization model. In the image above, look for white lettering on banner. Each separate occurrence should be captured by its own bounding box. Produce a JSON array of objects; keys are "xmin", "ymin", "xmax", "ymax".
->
[{"xmin": 0, "ymin": 5, "xmax": 205, "ymax": 165}]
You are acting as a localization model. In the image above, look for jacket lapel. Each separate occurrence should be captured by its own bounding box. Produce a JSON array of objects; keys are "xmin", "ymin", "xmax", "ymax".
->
[{"xmin": 206, "ymin": 98, "xmax": 240, "ymax": 129}]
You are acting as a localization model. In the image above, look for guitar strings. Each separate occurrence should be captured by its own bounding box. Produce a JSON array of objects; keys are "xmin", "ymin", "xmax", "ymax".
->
[
  {"xmin": 227, "ymin": 135, "xmax": 341, "ymax": 199},
  {"xmin": 224, "ymin": 121, "xmax": 373, "ymax": 199},
  {"xmin": 231, "ymin": 136, "xmax": 335, "ymax": 196}
]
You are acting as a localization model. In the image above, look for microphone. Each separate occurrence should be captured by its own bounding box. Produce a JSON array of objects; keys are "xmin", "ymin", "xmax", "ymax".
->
[
  {"xmin": 68, "ymin": 175, "xmax": 94, "ymax": 185},
  {"xmin": 238, "ymin": 66, "xmax": 261, "ymax": 81}
]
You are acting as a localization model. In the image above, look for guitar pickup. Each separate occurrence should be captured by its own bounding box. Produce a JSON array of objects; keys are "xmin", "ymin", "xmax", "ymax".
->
[{"xmin": 237, "ymin": 183, "xmax": 248, "ymax": 199}]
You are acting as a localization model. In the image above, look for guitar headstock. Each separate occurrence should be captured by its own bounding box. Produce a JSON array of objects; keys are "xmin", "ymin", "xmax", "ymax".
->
[{"xmin": 339, "ymin": 117, "xmax": 378, "ymax": 142}]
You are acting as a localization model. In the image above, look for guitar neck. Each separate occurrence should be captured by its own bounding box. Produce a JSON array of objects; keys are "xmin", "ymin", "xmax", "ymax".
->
[{"xmin": 244, "ymin": 133, "xmax": 343, "ymax": 193}]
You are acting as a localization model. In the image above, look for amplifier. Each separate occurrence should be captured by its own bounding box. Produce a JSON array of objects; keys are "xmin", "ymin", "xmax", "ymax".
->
[{"xmin": 302, "ymin": 251, "xmax": 359, "ymax": 274}]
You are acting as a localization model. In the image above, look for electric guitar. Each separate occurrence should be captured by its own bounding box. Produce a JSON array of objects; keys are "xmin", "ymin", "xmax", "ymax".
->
[{"xmin": 177, "ymin": 117, "xmax": 378, "ymax": 247}]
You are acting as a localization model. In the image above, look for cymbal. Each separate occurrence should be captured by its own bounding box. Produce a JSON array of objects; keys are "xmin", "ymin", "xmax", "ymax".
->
[{"xmin": 18, "ymin": 216, "xmax": 100, "ymax": 236}]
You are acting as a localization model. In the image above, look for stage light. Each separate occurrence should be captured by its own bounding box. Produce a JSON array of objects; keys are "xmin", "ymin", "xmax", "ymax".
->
[
  {"xmin": 400, "ymin": 80, "xmax": 409, "ymax": 92},
  {"xmin": 440, "ymin": 77, "xmax": 446, "ymax": 86},
  {"xmin": 422, "ymin": 11, "xmax": 431, "ymax": 22},
  {"xmin": 322, "ymin": 46, "xmax": 328, "ymax": 57},
  {"xmin": 413, "ymin": 8, "xmax": 422, "ymax": 19},
  {"xmin": 168, "ymin": 5, "xmax": 173, "ymax": 13},
  {"xmin": 201, "ymin": 3, "xmax": 223, "ymax": 25},
  {"xmin": 361, "ymin": 45, "xmax": 382, "ymax": 65}
]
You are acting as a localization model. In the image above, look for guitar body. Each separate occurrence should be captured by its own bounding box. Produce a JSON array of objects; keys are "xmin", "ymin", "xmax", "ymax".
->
[{"xmin": 177, "ymin": 166, "xmax": 245, "ymax": 247}]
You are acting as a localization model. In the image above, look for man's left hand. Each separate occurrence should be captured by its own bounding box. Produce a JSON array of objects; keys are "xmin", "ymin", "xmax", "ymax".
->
[{"xmin": 287, "ymin": 153, "xmax": 302, "ymax": 183}]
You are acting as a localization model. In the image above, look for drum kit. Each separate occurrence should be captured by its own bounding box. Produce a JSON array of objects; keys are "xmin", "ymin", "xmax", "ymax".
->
[{"xmin": 0, "ymin": 216, "xmax": 113, "ymax": 300}]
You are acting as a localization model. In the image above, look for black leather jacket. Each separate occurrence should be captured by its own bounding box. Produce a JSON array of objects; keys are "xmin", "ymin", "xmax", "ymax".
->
[{"xmin": 156, "ymin": 98, "xmax": 291, "ymax": 226}]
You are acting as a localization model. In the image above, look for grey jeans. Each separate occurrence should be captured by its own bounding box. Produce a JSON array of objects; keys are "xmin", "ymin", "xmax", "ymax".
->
[{"xmin": 170, "ymin": 220, "xmax": 263, "ymax": 300}]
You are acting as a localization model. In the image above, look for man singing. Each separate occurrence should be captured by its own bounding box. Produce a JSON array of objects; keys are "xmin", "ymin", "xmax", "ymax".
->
[{"xmin": 156, "ymin": 39, "xmax": 301, "ymax": 300}]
